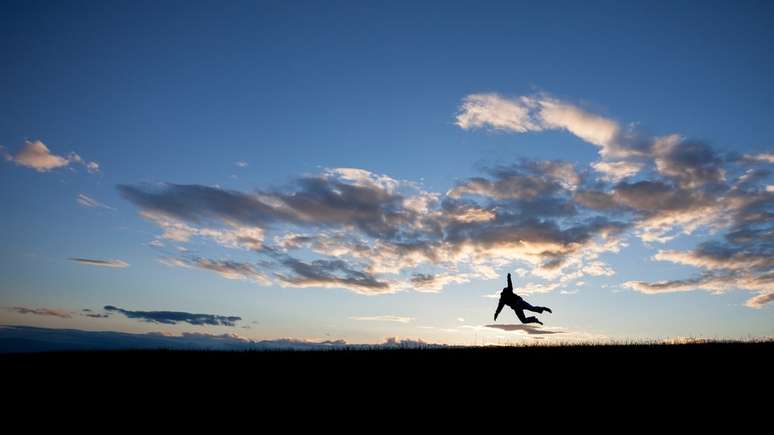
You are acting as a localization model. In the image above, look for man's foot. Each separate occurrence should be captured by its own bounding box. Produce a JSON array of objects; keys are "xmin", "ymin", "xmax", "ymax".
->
[
  {"xmin": 544, "ymin": 307, "xmax": 552, "ymax": 314},
  {"xmin": 536, "ymin": 320, "xmax": 544, "ymax": 326}
]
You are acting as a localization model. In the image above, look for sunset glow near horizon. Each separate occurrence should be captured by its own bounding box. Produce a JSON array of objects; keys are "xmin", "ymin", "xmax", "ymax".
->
[{"xmin": 1, "ymin": 1, "xmax": 772, "ymax": 347}]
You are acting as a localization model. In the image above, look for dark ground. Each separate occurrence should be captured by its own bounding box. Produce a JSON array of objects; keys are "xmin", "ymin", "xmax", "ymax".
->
[
  {"xmin": 3, "ymin": 342, "xmax": 771, "ymax": 418},
  {"xmin": 4, "ymin": 341, "xmax": 772, "ymax": 387}
]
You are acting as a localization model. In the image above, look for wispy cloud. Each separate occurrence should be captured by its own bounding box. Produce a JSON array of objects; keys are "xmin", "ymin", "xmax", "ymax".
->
[
  {"xmin": 160, "ymin": 256, "xmax": 270, "ymax": 283},
  {"xmin": 5, "ymin": 306, "xmax": 72, "ymax": 319},
  {"xmin": 77, "ymin": 194, "xmax": 115, "ymax": 210},
  {"xmin": 68, "ymin": 258, "xmax": 129, "ymax": 268},
  {"xmin": 349, "ymin": 315, "xmax": 414, "ymax": 323}
]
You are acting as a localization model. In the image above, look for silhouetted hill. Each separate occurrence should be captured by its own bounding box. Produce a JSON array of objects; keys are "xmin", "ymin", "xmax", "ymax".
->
[{"xmin": 4, "ymin": 341, "xmax": 772, "ymax": 388}]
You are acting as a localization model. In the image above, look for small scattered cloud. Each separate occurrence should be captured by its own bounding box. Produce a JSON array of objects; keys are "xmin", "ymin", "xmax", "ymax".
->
[
  {"xmin": 235, "ymin": 161, "xmax": 248, "ymax": 168},
  {"xmin": 68, "ymin": 258, "xmax": 129, "ymax": 268},
  {"xmin": 1, "ymin": 140, "xmax": 99, "ymax": 173},
  {"xmin": 81, "ymin": 309, "xmax": 110, "ymax": 319},
  {"xmin": 148, "ymin": 239, "xmax": 164, "ymax": 248}
]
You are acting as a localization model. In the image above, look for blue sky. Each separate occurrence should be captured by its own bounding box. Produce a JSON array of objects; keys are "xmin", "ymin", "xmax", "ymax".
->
[{"xmin": 1, "ymin": 0, "xmax": 772, "ymax": 347}]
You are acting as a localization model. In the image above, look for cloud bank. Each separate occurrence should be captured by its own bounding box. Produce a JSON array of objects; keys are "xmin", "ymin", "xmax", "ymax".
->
[
  {"xmin": 457, "ymin": 92, "xmax": 773, "ymax": 307},
  {"xmin": 115, "ymin": 92, "xmax": 772, "ymax": 308}
]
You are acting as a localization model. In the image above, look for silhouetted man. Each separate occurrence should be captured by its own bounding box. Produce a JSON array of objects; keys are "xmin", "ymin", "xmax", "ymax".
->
[{"xmin": 494, "ymin": 273, "xmax": 552, "ymax": 325}]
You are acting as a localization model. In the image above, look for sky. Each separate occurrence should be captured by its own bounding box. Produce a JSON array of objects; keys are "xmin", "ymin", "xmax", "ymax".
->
[{"xmin": 1, "ymin": 0, "xmax": 773, "ymax": 348}]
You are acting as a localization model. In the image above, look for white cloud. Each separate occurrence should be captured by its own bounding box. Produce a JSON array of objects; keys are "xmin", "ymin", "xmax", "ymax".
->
[
  {"xmin": 517, "ymin": 282, "xmax": 560, "ymax": 294},
  {"xmin": 456, "ymin": 93, "xmax": 632, "ymax": 158},
  {"xmin": 349, "ymin": 315, "xmax": 414, "ymax": 323},
  {"xmin": 743, "ymin": 153, "xmax": 774, "ymax": 164},
  {"xmin": 456, "ymin": 94, "xmax": 542, "ymax": 133},
  {"xmin": 2, "ymin": 140, "xmax": 99, "ymax": 173},
  {"xmin": 591, "ymin": 161, "xmax": 644, "ymax": 182},
  {"xmin": 77, "ymin": 194, "xmax": 114, "ymax": 210},
  {"xmin": 536, "ymin": 97, "xmax": 621, "ymax": 151}
]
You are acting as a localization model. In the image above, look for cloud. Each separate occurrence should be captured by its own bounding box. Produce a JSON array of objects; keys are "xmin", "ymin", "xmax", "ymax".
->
[
  {"xmin": 68, "ymin": 258, "xmax": 129, "ymax": 268},
  {"xmin": 77, "ymin": 194, "xmax": 115, "ymax": 210},
  {"xmin": 651, "ymin": 135, "xmax": 725, "ymax": 188},
  {"xmin": 103, "ymin": 305, "xmax": 242, "ymax": 327},
  {"xmin": 742, "ymin": 153, "xmax": 774, "ymax": 164},
  {"xmin": 516, "ymin": 282, "xmax": 561, "ymax": 294},
  {"xmin": 1, "ymin": 140, "xmax": 99, "ymax": 173},
  {"xmin": 349, "ymin": 315, "xmax": 414, "ymax": 323},
  {"xmin": 653, "ymin": 244, "xmax": 773, "ymax": 271},
  {"xmin": 119, "ymin": 164, "xmax": 627, "ymax": 294},
  {"xmin": 161, "ymin": 256, "xmax": 269, "ymax": 283},
  {"xmin": 114, "ymin": 92, "xmax": 771, "ymax": 308},
  {"xmin": 235, "ymin": 161, "xmax": 248, "ymax": 168},
  {"xmin": 456, "ymin": 94, "xmax": 542, "ymax": 133},
  {"xmin": 158, "ymin": 256, "xmax": 191, "ymax": 269},
  {"xmin": 456, "ymin": 93, "xmax": 641, "ymax": 158},
  {"xmin": 457, "ymin": 93, "xmax": 728, "ymax": 186},
  {"xmin": 746, "ymin": 292, "xmax": 774, "ymax": 308},
  {"xmin": 191, "ymin": 258, "xmax": 266, "ymax": 281},
  {"xmin": 148, "ymin": 239, "xmax": 164, "ymax": 248},
  {"xmin": 448, "ymin": 160, "xmax": 579, "ymax": 200},
  {"xmin": 591, "ymin": 161, "xmax": 644, "ymax": 183},
  {"xmin": 409, "ymin": 272, "xmax": 470, "ymax": 292},
  {"xmin": 276, "ymin": 256, "xmax": 391, "ymax": 294},
  {"xmin": 457, "ymin": 91, "xmax": 772, "ymax": 308},
  {"xmin": 5, "ymin": 306, "xmax": 72, "ymax": 319},
  {"xmin": 624, "ymin": 241, "xmax": 774, "ymax": 307},
  {"xmin": 537, "ymin": 96, "xmax": 622, "ymax": 152}
]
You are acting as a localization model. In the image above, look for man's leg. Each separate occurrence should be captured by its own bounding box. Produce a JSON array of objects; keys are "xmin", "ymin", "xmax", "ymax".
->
[
  {"xmin": 514, "ymin": 308, "xmax": 543, "ymax": 325},
  {"xmin": 522, "ymin": 301, "xmax": 552, "ymax": 314}
]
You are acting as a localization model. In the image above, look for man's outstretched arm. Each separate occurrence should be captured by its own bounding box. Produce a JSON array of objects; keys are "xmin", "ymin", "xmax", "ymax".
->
[
  {"xmin": 494, "ymin": 299, "xmax": 505, "ymax": 321},
  {"xmin": 507, "ymin": 273, "xmax": 513, "ymax": 291}
]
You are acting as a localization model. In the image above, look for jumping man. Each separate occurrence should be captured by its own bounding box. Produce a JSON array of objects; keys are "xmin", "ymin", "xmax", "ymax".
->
[{"xmin": 494, "ymin": 273, "xmax": 552, "ymax": 325}]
